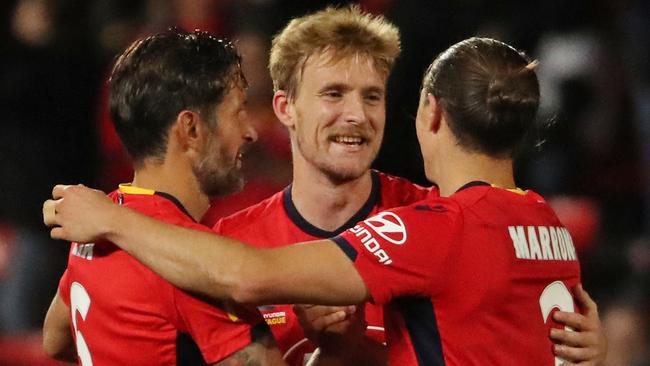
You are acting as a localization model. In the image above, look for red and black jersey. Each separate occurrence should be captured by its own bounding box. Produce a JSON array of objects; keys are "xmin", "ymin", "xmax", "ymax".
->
[
  {"xmin": 58, "ymin": 185, "xmax": 266, "ymax": 366},
  {"xmin": 214, "ymin": 170, "xmax": 434, "ymax": 365},
  {"xmin": 335, "ymin": 182, "xmax": 581, "ymax": 366}
]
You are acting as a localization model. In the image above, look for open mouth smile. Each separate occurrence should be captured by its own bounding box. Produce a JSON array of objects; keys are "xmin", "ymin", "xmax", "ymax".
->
[{"xmin": 330, "ymin": 135, "xmax": 367, "ymax": 146}]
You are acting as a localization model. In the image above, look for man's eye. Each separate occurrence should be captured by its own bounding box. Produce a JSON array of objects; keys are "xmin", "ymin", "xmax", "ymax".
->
[
  {"xmin": 366, "ymin": 94, "xmax": 380, "ymax": 101},
  {"xmin": 322, "ymin": 91, "xmax": 342, "ymax": 98},
  {"xmin": 365, "ymin": 93, "xmax": 382, "ymax": 104}
]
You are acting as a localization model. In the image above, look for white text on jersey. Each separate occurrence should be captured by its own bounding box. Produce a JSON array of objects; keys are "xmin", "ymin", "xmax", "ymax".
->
[
  {"xmin": 508, "ymin": 226, "xmax": 577, "ymax": 261},
  {"xmin": 72, "ymin": 243, "xmax": 95, "ymax": 260},
  {"xmin": 350, "ymin": 225, "xmax": 393, "ymax": 265}
]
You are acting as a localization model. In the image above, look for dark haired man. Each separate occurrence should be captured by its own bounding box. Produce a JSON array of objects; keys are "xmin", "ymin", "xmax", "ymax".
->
[
  {"xmin": 45, "ymin": 37, "xmax": 606, "ymax": 365},
  {"xmin": 42, "ymin": 29, "xmax": 284, "ymax": 365}
]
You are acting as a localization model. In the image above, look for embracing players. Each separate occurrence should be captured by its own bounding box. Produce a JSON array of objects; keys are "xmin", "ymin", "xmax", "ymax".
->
[{"xmin": 45, "ymin": 26, "xmax": 606, "ymax": 366}]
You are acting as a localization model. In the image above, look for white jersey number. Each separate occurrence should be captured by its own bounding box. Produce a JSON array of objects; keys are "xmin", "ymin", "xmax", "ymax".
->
[
  {"xmin": 70, "ymin": 282, "xmax": 93, "ymax": 366},
  {"xmin": 539, "ymin": 281, "xmax": 574, "ymax": 366}
]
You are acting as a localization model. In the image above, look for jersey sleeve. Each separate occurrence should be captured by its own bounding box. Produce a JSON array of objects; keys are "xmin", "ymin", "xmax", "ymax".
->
[
  {"xmin": 168, "ymin": 287, "xmax": 266, "ymax": 363},
  {"xmin": 333, "ymin": 201, "xmax": 460, "ymax": 305},
  {"xmin": 160, "ymin": 219, "xmax": 267, "ymax": 364}
]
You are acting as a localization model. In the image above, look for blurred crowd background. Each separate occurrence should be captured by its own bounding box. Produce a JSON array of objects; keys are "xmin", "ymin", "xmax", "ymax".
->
[{"xmin": 0, "ymin": 0, "xmax": 648, "ymax": 364}]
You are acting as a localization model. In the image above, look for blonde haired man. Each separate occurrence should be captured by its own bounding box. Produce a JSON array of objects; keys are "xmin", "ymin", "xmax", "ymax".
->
[{"xmin": 212, "ymin": 6, "xmax": 419, "ymax": 364}]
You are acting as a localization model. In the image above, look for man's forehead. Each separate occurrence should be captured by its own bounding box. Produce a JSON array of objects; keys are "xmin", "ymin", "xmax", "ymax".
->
[
  {"xmin": 300, "ymin": 49, "xmax": 386, "ymax": 82},
  {"xmin": 309, "ymin": 48, "xmax": 377, "ymax": 70}
]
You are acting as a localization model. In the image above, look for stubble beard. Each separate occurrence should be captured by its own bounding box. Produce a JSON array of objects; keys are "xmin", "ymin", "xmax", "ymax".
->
[
  {"xmin": 295, "ymin": 135, "xmax": 374, "ymax": 184},
  {"xmin": 193, "ymin": 146, "xmax": 244, "ymax": 198}
]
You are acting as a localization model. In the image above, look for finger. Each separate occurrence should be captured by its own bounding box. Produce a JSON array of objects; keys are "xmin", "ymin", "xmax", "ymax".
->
[
  {"xmin": 50, "ymin": 227, "xmax": 67, "ymax": 241},
  {"xmin": 52, "ymin": 184, "xmax": 70, "ymax": 199},
  {"xmin": 314, "ymin": 308, "xmax": 351, "ymax": 325},
  {"xmin": 554, "ymin": 311, "xmax": 590, "ymax": 331},
  {"xmin": 315, "ymin": 310, "xmax": 348, "ymax": 329},
  {"xmin": 554, "ymin": 344, "xmax": 597, "ymax": 363},
  {"xmin": 42, "ymin": 200, "xmax": 59, "ymax": 227},
  {"xmin": 299, "ymin": 305, "xmax": 350, "ymax": 321},
  {"xmin": 574, "ymin": 284, "xmax": 598, "ymax": 316},
  {"xmin": 550, "ymin": 328, "xmax": 596, "ymax": 347},
  {"xmin": 344, "ymin": 305, "xmax": 356, "ymax": 315}
]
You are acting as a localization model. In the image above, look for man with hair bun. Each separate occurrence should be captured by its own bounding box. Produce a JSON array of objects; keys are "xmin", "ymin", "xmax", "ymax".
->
[{"xmin": 44, "ymin": 36, "xmax": 606, "ymax": 365}]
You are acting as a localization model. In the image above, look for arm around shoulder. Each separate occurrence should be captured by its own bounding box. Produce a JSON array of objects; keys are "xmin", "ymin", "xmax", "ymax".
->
[{"xmin": 46, "ymin": 185, "xmax": 369, "ymax": 306}]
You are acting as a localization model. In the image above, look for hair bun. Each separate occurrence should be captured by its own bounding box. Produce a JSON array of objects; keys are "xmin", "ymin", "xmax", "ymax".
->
[
  {"xmin": 486, "ymin": 73, "xmax": 537, "ymax": 113},
  {"xmin": 422, "ymin": 37, "xmax": 540, "ymax": 156}
]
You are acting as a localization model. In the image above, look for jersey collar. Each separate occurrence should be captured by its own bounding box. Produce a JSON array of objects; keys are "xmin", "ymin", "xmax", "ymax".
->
[
  {"xmin": 455, "ymin": 181, "xmax": 526, "ymax": 195},
  {"xmin": 455, "ymin": 181, "xmax": 490, "ymax": 192},
  {"xmin": 283, "ymin": 171, "xmax": 381, "ymax": 238},
  {"xmin": 118, "ymin": 183, "xmax": 196, "ymax": 222}
]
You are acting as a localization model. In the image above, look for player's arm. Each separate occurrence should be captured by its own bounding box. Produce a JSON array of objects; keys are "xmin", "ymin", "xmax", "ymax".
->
[
  {"xmin": 44, "ymin": 185, "xmax": 369, "ymax": 306},
  {"xmin": 551, "ymin": 285, "xmax": 607, "ymax": 366},
  {"xmin": 42, "ymin": 290, "xmax": 77, "ymax": 362},
  {"xmin": 213, "ymin": 330, "xmax": 286, "ymax": 366}
]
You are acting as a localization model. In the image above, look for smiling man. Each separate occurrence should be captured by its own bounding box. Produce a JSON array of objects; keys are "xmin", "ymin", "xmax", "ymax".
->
[{"xmin": 211, "ymin": 7, "xmax": 429, "ymax": 364}]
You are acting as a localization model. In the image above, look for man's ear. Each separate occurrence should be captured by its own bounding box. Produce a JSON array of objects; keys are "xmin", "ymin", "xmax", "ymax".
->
[
  {"xmin": 427, "ymin": 93, "xmax": 443, "ymax": 134},
  {"xmin": 174, "ymin": 110, "xmax": 206, "ymax": 152},
  {"xmin": 272, "ymin": 90, "xmax": 295, "ymax": 129}
]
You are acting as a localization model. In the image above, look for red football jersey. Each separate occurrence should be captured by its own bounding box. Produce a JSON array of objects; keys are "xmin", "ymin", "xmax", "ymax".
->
[
  {"xmin": 335, "ymin": 182, "xmax": 582, "ymax": 365},
  {"xmin": 214, "ymin": 171, "xmax": 433, "ymax": 365},
  {"xmin": 58, "ymin": 185, "xmax": 265, "ymax": 365}
]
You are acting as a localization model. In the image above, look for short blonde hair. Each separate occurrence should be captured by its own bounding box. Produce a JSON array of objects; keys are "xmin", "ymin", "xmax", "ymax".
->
[{"xmin": 269, "ymin": 5, "xmax": 401, "ymax": 98}]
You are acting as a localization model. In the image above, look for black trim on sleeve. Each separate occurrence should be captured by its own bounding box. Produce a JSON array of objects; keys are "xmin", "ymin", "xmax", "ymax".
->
[
  {"xmin": 283, "ymin": 171, "xmax": 381, "ymax": 237},
  {"xmin": 331, "ymin": 236, "xmax": 358, "ymax": 262},
  {"xmin": 176, "ymin": 331, "xmax": 209, "ymax": 366},
  {"xmin": 395, "ymin": 297, "xmax": 445, "ymax": 366}
]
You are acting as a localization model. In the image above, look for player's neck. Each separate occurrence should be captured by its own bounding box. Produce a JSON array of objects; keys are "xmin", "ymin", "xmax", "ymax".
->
[
  {"xmin": 291, "ymin": 161, "xmax": 374, "ymax": 232},
  {"xmin": 433, "ymin": 149, "xmax": 515, "ymax": 197},
  {"xmin": 131, "ymin": 158, "xmax": 210, "ymax": 221}
]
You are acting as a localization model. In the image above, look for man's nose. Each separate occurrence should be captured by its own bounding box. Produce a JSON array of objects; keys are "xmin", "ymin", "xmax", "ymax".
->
[{"xmin": 342, "ymin": 93, "xmax": 367, "ymax": 125}]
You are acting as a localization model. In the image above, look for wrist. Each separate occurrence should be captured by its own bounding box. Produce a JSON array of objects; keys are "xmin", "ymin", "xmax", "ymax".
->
[{"xmin": 101, "ymin": 202, "xmax": 126, "ymax": 242}]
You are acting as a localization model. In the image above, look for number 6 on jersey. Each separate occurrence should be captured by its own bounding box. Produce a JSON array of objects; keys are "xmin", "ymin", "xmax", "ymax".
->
[{"xmin": 71, "ymin": 281, "xmax": 93, "ymax": 366}]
